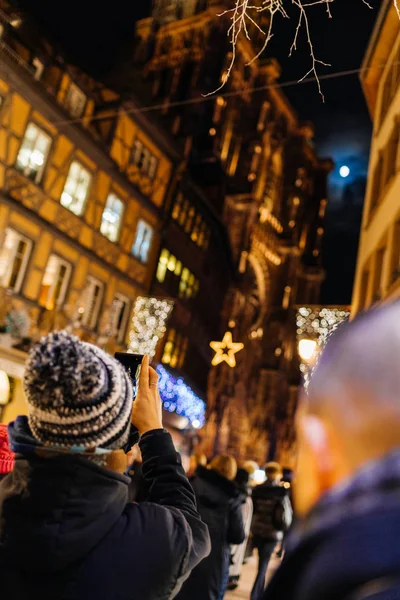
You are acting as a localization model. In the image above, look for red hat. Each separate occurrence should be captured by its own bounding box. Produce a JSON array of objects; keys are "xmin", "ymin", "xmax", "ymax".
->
[{"xmin": 0, "ymin": 424, "xmax": 15, "ymax": 475}]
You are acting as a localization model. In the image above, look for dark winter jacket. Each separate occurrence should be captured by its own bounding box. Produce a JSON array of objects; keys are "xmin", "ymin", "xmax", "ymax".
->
[
  {"xmin": 263, "ymin": 451, "xmax": 400, "ymax": 600},
  {"xmin": 176, "ymin": 465, "xmax": 245, "ymax": 600},
  {"xmin": 0, "ymin": 417, "xmax": 211, "ymax": 600},
  {"xmin": 251, "ymin": 480, "xmax": 292, "ymax": 542},
  {"xmin": 126, "ymin": 460, "xmax": 147, "ymax": 503}
]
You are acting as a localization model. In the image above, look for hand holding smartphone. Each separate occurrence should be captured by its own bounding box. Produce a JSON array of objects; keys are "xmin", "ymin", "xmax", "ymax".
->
[
  {"xmin": 114, "ymin": 353, "xmax": 163, "ymax": 450},
  {"xmin": 114, "ymin": 352, "xmax": 144, "ymax": 452}
]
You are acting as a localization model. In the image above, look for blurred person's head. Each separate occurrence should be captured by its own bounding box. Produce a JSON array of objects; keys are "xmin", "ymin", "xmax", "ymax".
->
[
  {"xmin": 235, "ymin": 467, "xmax": 250, "ymax": 487},
  {"xmin": 0, "ymin": 424, "xmax": 15, "ymax": 477},
  {"xmin": 189, "ymin": 452, "xmax": 207, "ymax": 473},
  {"xmin": 210, "ymin": 455, "xmax": 237, "ymax": 481},
  {"xmin": 243, "ymin": 460, "xmax": 258, "ymax": 476},
  {"xmin": 23, "ymin": 331, "xmax": 134, "ymax": 470},
  {"xmin": 295, "ymin": 302, "xmax": 400, "ymax": 517},
  {"xmin": 264, "ymin": 461, "xmax": 283, "ymax": 483}
]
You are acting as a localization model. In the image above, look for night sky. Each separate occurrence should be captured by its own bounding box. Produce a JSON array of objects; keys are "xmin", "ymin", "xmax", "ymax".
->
[{"xmin": 12, "ymin": 0, "xmax": 382, "ymax": 304}]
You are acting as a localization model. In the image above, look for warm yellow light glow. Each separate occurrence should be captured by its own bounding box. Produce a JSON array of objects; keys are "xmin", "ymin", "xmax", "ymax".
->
[
  {"xmin": 210, "ymin": 332, "xmax": 244, "ymax": 368},
  {"xmin": 209, "ymin": 128, "xmax": 217, "ymax": 136},
  {"xmin": 298, "ymin": 339, "xmax": 317, "ymax": 362},
  {"xmin": 0, "ymin": 371, "xmax": 10, "ymax": 406}
]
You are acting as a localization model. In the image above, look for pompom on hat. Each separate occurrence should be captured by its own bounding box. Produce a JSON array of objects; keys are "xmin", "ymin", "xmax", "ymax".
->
[
  {"xmin": 23, "ymin": 331, "xmax": 133, "ymax": 451},
  {"xmin": 0, "ymin": 424, "xmax": 15, "ymax": 475}
]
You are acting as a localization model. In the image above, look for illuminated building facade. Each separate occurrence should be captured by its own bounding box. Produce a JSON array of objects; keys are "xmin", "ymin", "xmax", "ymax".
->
[
  {"xmin": 134, "ymin": 2, "xmax": 333, "ymax": 466},
  {"xmin": 0, "ymin": 4, "xmax": 175, "ymax": 426},
  {"xmin": 352, "ymin": 0, "xmax": 400, "ymax": 315}
]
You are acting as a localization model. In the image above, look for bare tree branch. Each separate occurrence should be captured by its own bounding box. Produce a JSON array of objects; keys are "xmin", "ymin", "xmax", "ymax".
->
[{"xmin": 212, "ymin": 0, "xmax": 397, "ymax": 99}]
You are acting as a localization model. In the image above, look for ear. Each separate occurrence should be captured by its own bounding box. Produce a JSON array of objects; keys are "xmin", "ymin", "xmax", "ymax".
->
[{"xmin": 300, "ymin": 414, "xmax": 339, "ymax": 493}]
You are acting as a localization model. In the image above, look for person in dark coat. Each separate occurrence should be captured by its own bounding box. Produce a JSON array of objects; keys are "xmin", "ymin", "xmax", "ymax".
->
[
  {"xmin": 0, "ymin": 331, "xmax": 210, "ymax": 600},
  {"xmin": 263, "ymin": 303, "xmax": 400, "ymax": 600},
  {"xmin": 0, "ymin": 423, "xmax": 15, "ymax": 481},
  {"xmin": 228, "ymin": 468, "xmax": 253, "ymax": 590},
  {"xmin": 250, "ymin": 462, "xmax": 292, "ymax": 600},
  {"xmin": 176, "ymin": 455, "xmax": 245, "ymax": 600}
]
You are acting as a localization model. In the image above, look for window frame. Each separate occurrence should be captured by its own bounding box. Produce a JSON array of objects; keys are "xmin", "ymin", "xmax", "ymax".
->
[
  {"xmin": 131, "ymin": 219, "xmax": 154, "ymax": 264},
  {"xmin": 111, "ymin": 293, "xmax": 131, "ymax": 343},
  {"xmin": 100, "ymin": 193, "xmax": 124, "ymax": 243},
  {"xmin": 131, "ymin": 138, "xmax": 159, "ymax": 181},
  {"xmin": 64, "ymin": 82, "xmax": 87, "ymax": 119},
  {"xmin": 82, "ymin": 276, "xmax": 104, "ymax": 330},
  {"xmin": 60, "ymin": 160, "xmax": 92, "ymax": 216},
  {"xmin": 39, "ymin": 254, "xmax": 72, "ymax": 310},
  {"xmin": 16, "ymin": 121, "xmax": 52, "ymax": 184},
  {"xmin": 0, "ymin": 228, "xmax": 32, "ymax": 293}
]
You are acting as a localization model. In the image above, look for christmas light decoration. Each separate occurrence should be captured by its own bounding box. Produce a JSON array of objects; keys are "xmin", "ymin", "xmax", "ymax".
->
[
  {"xmin": 210, "ymin": 331, "xmax": 244, "ymax": 368},
  {"xmin": 128, "ymin": 297, "xmax": 174, "ymax": 360},
  {"xmin": 156, "ymin": 364, "xmax": 206, "ymax": 429},
  {"xmin": 296, "ymin": 306, "xmax": 350, "ymax": 389}
]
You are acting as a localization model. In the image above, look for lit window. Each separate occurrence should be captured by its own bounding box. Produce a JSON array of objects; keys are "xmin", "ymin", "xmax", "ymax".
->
[
  {"xmin": 191, "ymin": 214, "xmax": 202, "ymax": 243},
  {"xmin": 39, "ymin": 255, "xmax": 71, "ymax": 310},
  {"xmin": 16, "ymin": 122, "xmax": 51, "ymax": 183},
  {"xmin": 172, "ymin": 193, "xmax": 183, "ymax": 221},
  {"xmin": 64, "ymin": 82, "xmax": 87, "ymax": 118},
  {"xmin": 111, "ymin": 293, "xmax": 130, "ymax": 343},
  {"xmin": 179, "ymin": 268, "xmax": 199, "ymax": 299},
  {"xmin": 156, "ymin": 249, "xmax": 170, "ymax": 283},
  {"xmin": 100, "ymin": 193, "xmax": 124, "ymax": 242},
  {"xmin": 185, "ymin": 207, "xmax": 195, "ymax": 234},
  {"xmin": 132, "ymin": 139, "xmax": 159, "ymax": 180},
  {"xmin": 0, "ymin": 228, "xmax": 32, "ymax": 293},
  {"xmin": 162, "ymin": 329, "xmax": 188, "ymax": 369},
  {"xmin": 179, "ymin": 199, "xmax": 189, "ymax": 228},
  {"xmin": 61, "ymin": 161, "xmax": 91, "ymax": 216},
  {"xmin": 32, "ymin": 57, "xmax": 44, "ymax": 81},
  {"xmin": 132, "ymin": 219, "xmax": 154, "ymax": 263},
  {"xmin": 156, "ymin": 249, "xmax": 182, "ymax": 282},
  {"xmin": 82, "ymin": 276, "xmax": 104, "ymax": 329}
]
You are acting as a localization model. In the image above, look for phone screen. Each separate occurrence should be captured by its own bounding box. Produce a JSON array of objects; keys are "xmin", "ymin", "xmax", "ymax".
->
[{"xmin": 114, "ymin": 353, "xmax": 143, "ymax": 398}]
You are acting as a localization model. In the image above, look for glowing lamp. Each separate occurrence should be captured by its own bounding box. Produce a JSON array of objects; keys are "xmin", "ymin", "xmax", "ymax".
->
[
  {"xmin": 298, "ymin": 339, "xmax": 317, "ymax": 362},
  {"xmin": 253, "ymin": 469, "xmax": 266, "ymax": 485}
]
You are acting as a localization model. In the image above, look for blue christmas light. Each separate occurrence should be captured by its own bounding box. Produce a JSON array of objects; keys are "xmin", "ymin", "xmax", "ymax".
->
[{"xmin": 156, "ymin": 364, "xmax": 206, "ymax": 429}]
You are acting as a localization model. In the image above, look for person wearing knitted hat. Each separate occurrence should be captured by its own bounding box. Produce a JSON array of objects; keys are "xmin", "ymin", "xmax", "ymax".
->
[
  {"xmin": 0, "ymin": 331, "xmax": 210, "ymax": 600},
  {"xmin": 0, "ymin": 424, "xmax": 15, "ymax": 480}
]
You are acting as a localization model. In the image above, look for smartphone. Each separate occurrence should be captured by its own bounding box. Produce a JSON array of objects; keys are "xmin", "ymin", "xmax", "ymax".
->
[
  {"xmin": 114, "ymin": 353, "xmax": 144, "ymax": 452},
  {"xmin": 114, "ymin": 353, "xmax": 143, "ymax": 399}
]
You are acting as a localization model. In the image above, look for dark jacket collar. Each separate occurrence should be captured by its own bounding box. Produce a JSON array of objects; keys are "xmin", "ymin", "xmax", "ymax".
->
[
  {"xmin": 0, "ymin": 417, "xmax": 129, "ymax": 573},
  {"xmin": 195, "ymin": 465, "xmax": 239, "ymax": 498}
]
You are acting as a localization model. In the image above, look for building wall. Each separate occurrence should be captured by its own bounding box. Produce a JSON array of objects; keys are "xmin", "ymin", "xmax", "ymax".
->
[
  {"xmin": 0, "ymin": 9, "xmax": 176, "ymax": 423},
  {"xmin": 136, "ymin": 2, "xmax": 332, "ymax": 465},
  {"xmin": 352, "ymin": 2, "xmax": 400, "ymax": 315}
]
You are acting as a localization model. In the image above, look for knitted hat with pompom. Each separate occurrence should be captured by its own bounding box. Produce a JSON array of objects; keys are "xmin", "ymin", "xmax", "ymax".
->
[
  {"xmin": 0, "ymin": 424, "xmax": 15, "ymax": 475},
  {"xmin": 23, "ymin": 331, "xmax": 133, "ymax": 451}
]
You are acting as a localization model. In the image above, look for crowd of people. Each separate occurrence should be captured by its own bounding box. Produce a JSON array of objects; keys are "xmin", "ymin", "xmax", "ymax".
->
[{"xmin": 1, "ymin": 301, "xmax": 400, "ymax": 599}]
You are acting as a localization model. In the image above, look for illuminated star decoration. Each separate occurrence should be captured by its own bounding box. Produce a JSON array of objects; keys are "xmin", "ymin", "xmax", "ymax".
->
[{"xmin": 210, "ymin": 331, "xmax": 244, "ymax": 368}]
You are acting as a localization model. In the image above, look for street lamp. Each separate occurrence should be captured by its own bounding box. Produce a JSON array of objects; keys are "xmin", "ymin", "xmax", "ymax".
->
[{"xmin": 298, "ymin": 338, "xmax": 317, "ymax": 362}]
